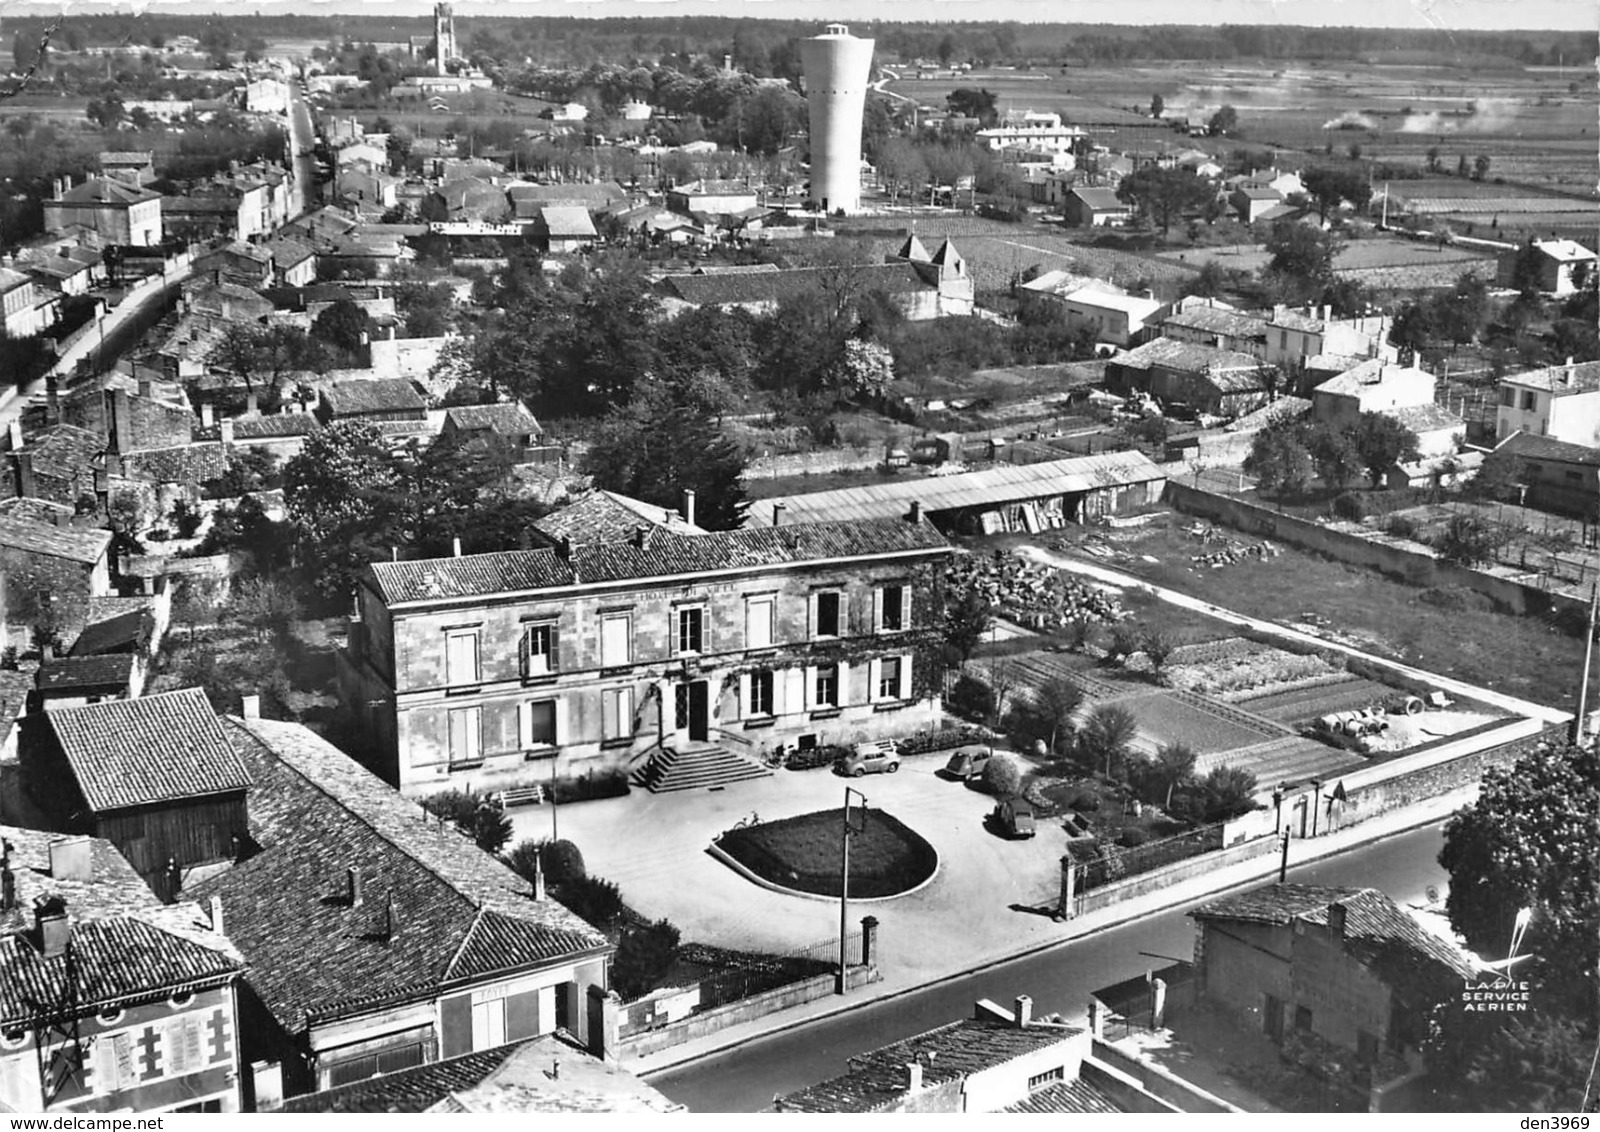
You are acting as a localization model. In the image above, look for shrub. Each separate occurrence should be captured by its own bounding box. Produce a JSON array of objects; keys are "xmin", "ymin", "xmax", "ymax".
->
[
  {"xmin": 557, "ymin": 874, "xmax": 626, "ymax": 930},
  {"xmin": 1079, "ymin": 704, "xmax": 1139, "ymax": 777},
  {"xmin": 1069, "ymin": 790, "xmax": 1101, "ymax": 812},
  {"xmin": 896, "ymin": 725, "xmax": 993, "ymax": 756},
  {"xmin": 549, "ymin": 768, "xmax": 631, "ymax": 803},
  {"xmin": 1383, "ymin": 513, "xmax": 1421, "ymax": 540},
  {"xmin": 1332, "ymin": 491, "xmax": 1369, "ymax": 521},
  {"xmin": 948, "ymin": 673, "xmax": 996, "ymax": 722},
  {"xmin": 420, "ymin": 789, "xmax": 480, "ymax": 830},
  {"xmin": 170, "ymin": 499, "xmax": 204, "ymax": 539},
  {"xmin": 612, "ymin": 918, "xmax": 682, "ymax": 1001},
  {"xmin": 1117, "ymin": 827, "xmax": 1149, "ymax": 848},
  {"xmin": 472, "ymin": 799, "xmax": 513, "ymax": 854},
  {"xmin": 1418, "ymin": 586, "xmax": 1499, "ymax": 614},
  {"xmin": 980, "ymin": 751, "xmax": 1024, "ymax": 796},
  {"xmin": 506, "ymin": 838, "xmax": 587, "ymax": 887}
]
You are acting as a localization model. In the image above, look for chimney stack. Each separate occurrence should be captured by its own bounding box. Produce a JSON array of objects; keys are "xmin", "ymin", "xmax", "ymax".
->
[
  {"xmin": 6, "ymin": 420, "xmax": 21, "ymax": 452},
  {"xmin": 1328, "ymin": 901, "xmax": 1347, "ymax": 940},
  {"xmin": 0, "ymin": 840, "xmax": 14, "ymax": 913},
  {"xmin": 632, "ymin": 525, "xmax": 648, "ymax": 549},
  {"xmin": 111, "ymin": 388, "xmax": 133, "ymax": 456},
  {"xmin": 681, "ymin": 488, "xmax": 696, "ymax": 527},
  {"xmin": 1015, "ymin": 994, "xmax": 1033, "ymax": 1028},
  {"xmin": 34, "ymin": 895, "xmax": 70, "ymax": 958},
  {"xmin": 452, "ymin": 536, "xmax": 462, "ymax": 557},
  {"xmin": 556, "ymin": 536, "xmax": 571, "ymax": 561},
  {"xmin": 909, "ymin": 501, "xmax": 922, "ymax": 524},
  {"xmin": 16, "ymin": 452, "xmax": 36, "ymax": 500},
  {"xmin": 905, "ymin": 1062, "xmax": 923, "ymax": 1093},
  {"xmin": 347, "ymin": 866, "xmax": 363, "ymax": 907},
  {"xmin": 219, "ymin": 419, "xmax": 234, "ymax": 448},
  {"xmin": 209, "ymin": 894, "xmax": 224, "ymax": 935},
  {"xmin": 533, "ymin": 854, "xmax": 546, "ymax": 902},
  {"xmin": 385, "ymin": 892, "xmax": 398, "ymax": 941},
  {"xmin": 772, "ymin": 502, "xmax": 786, "ymax": 526},
  {"xmin": 241, "ymin": 693, "xmax": 261, "ymax": 719}
]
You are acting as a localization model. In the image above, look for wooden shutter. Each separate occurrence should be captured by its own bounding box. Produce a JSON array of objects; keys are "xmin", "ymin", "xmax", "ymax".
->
[
  {"xmin": 898, "ymin": 653, "xmax": 913, "ymax": 701},
  {"xmin": 553, "ymin": 697, "xmax": 569, "ymax": 745},
  {"xmin": 738, "ymin": 673, "xmax": 752, "ymax": 719},
  {"xmin": 868, "ymin": 659, "xmax": 881, "ymax": 702},
  {"xmin": 804, "ymin": 665, "xmax": 817, "ymax": 709},
  {"xmin": 836, "ymin": 660, "xmax": 850, "ymax": 706},
  {"xmin": 547, "ymin": 626, "xmax": 560, "ymax": 672}
]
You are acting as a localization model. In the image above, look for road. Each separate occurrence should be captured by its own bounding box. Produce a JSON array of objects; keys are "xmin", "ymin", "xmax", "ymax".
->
[
  {"xmin": 285, "ymin": 80, "xmax": 318, "ymax": 219},
  {"xmin": 648, "ymin": 821, "xmax": 1449, "ymax": 1113}
]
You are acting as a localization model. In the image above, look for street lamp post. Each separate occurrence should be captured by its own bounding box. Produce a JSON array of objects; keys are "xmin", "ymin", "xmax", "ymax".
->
[{"xmin": 837, "ymin": 786, "xmax": 866, "ymax": 995}]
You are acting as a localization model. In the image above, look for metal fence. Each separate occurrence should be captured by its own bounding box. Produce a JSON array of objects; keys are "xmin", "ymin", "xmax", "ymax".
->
[
  {"xmin": 619, "ymin": 933, "xmax": 860, "ymax": 1036},
  {"xmin": 1073, "ymin": 822, "xmax": 1227, "ymax": 894},
  {"xmin": 1095, "ymin": 962, "xmax": 1194, "ymax": 1040}
]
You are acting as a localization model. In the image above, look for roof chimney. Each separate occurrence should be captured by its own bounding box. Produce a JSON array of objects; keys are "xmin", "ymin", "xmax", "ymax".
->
[
  {"xmin": 34, "ymin": 895, "xmax": 70, "ymax": 958},
  {"xmin": 532, "ymin": 853, "xmax": 546, "ymax": 902},
  {"xmin": 209, "ymin": 894, "xmax": 224, "ymax": 935},
  {"xmin": 1015, "ymin": 994, "xmax": 1033, "ymax": 1028},
  {"xmin": 385, "ymin": 892, "xmax": 398, "ymax": 941},
  {"xmin": 0, "ymin": 842, "xmax": 14, "ymax": 914},
  {"xmin": 6, "ymin": 420, "xmax": 21, "ymax": 452},
  {"xmin": 632, "ymin": 525, "xmax": 648, "ymax": 549},
  {"xmin": 556, "ymin": 536, "xmax": 571, "ymax": 561},
  {"xmin": 905, "ymin": 1061, "xmax": 923, "ymax": 1093},
  {"xmin": 681, "ymin": 488, "xmax": 696, "ymax": 527},
  {"xmin": 452, "ymin": 536, "xmax": 462, "ymax": 557},
  {"xmin": 219, "ymin": 418, "xmax": 234, "ymax": 448},
  {"xmin": 240, "ymin": 693, "xmax": 261, "ymax": 719},
  {"xmin": 909, "ymin": 501, "xmax": 922, "ymax": 524},
  {"xmin": 48, "ymin": 837, "xmax": 91, "ymax": 881},
  {"xmin": 347, "ymin": 866, "xmax": 363, "ymax": 907},
  {"xmin": 772, "ymin": 502, "xmax": 786, "ymax": 526},
  {"xmin": 1328, "ymin": 901, "xmax": 1347, "ymax": 940}
]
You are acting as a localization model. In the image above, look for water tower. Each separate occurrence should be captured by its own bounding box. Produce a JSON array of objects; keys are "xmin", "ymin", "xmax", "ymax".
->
[{"xmin": 800, "ymin": 23, "xmax": 875, "ymax": 215}]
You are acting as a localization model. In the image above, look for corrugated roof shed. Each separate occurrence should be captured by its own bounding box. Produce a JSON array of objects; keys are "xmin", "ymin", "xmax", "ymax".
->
[
  {"xmin": 187, "ymin": 717, "xmax": 611, "ymax": 1035},
  {"xmin": 46, "ymin": 688, "xmax": 252, "ymax": 813},
  {"xmin": 744, "ymin": 451, "xmax": 1166, "ymax": 528}
]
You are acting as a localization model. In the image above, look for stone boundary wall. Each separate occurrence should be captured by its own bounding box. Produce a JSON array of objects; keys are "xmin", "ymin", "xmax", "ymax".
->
[
  {"xmin": 1074, "ymin": 834, "xmax": 1279, "ymax": 918},
  {"xmin": 1163, "ymin": 481, "xmax": 1585, "ymax": 620},
  {"xmin": 618, "ymin": 964, "xmax": 878, "ymax": 1061},
  {"xmin": 744, "ymin": 447, "xmax": 884, "ymax": 480}
]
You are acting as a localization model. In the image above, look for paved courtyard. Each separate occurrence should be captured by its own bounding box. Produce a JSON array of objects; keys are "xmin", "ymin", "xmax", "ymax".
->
[{"xmin": 510, "ymin": 754, "xmax": 1076, "ymax": 988}]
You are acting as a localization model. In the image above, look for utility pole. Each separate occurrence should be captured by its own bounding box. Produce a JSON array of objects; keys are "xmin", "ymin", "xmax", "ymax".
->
[
  {"xmin": 1571, "ymin": 580, "xmax": 1598, "ymax": 746},
  {"xmin": 837, "ymin": 786, "xmax": 865, "ymax": 995}
]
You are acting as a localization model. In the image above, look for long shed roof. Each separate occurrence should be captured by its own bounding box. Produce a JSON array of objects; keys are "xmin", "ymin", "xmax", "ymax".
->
[{"xmin": 743, "ymin": 450, "xmax": 1166, "ymax": 528}]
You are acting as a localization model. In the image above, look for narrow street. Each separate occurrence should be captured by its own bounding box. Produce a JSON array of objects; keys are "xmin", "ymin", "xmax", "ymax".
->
[{"xmin": 648, "ymin": 822, "xmax": 1450, "ymax": 1113}]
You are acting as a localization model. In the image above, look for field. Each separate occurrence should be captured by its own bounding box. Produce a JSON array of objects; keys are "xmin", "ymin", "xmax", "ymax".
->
[
  {"xmin": 1156, "ymin": 235, "xmax": 1492, "ymax": 275},
  {"xmin": 884, "ymin": 59, "xmax": 1596, "ymax": 204},
  {"xmin": 1051, "ymin": 515, "xmax": 1587, "ymax": 709}
]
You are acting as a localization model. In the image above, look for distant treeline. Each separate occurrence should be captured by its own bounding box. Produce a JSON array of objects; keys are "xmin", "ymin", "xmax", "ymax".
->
[{"xmin": 3, "ymin": 14, "xmax": 1587, "ymax": 71}]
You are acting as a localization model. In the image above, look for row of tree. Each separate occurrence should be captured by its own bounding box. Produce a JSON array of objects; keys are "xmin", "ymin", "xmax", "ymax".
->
[{"xmin": 1245, "ymin": 412, "xmax": 1421, "ymax": 497}]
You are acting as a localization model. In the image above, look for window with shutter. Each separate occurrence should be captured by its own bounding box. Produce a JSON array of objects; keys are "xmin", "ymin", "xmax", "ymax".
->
[
  {"xmin": 748, "ymin": 671, "xmax": 774, "ymax": 716},
  {"xmin": 879, "ymin": 584, "xmax": 906, "ymax": 632},
  {"xmin": 602, "ymin": 688, "xmax": 634, "ymax": 740},
  {"xmin": 813, "ymin": 591, "xmax": 841, "ymax": 638},
  {"xmin": 814, "ymin": 664, "xmax": 838, "ymax": 708},
  {"xmin": 745, "ymin": 596, "xmax": 774, "ymax": 649},
  {"xmin": 600, "ymin": 613, "xmax": 632, "ymax": 667},
  {"xmin": 448, "ymin": 706, "xmax": 482, "ymax": 766},
  {"xmin": 877, "ymin": 657, "xmax": 902, "ymax": 701},
  {"xmin": 445, "ymin": 629, "xmax": 480, "ymax": 686},
  {"xmin": 524, "ymin": 701, "xmax": 556, "ymax": 747},
  {"xmin": 523, "ymin": 623, "xmax": 556, "ymax": 676},
  {"xmin": 676, "ymin": 607, "xmax": 704, "ymax": 654}
]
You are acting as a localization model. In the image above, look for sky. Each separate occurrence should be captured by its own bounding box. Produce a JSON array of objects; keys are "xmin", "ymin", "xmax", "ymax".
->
[{"xmin": 11, "ymin": 0, "xmax": 1597, "ymax": 30}]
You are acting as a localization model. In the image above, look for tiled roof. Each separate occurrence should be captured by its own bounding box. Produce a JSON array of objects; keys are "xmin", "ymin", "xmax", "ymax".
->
[
  {"xmin": 324, "ymin": 379, "xmax": 427, "ymax": 416},
  {"xmin": 57, "ymin": 178, "xmax": 160, "ymax": 205},
  {"xmin": 1502, "ymin": 359, "xmax": 1600, "ymax": 396},
  {"xmin": 0, "ymin": 670, "xmax": 32, "ymax": 749},
  {"xmin": 660, "ymin": 262, "xmax": 931, "ymax": 308},
  {"xmin": 1062, "ymin": 288, "xmax": 1163, "ymax": 317},
  {"xmin": 1495, "ymin": 430, "xmax": 1600, "ymax": 468},
  {"xmin": 265, "ymin": 236, "xmax": 317, "ymax": 268},
  {"xmin": 0, "ymin": 825, "xmax": 239, "ymax": 1026},
  {"xmin": 46, "ymin": 689, "xmax": 252, "ymax": 813},
  {"xmin": 187, "ymin": 718, "xmax": 611, "ymax": 1034},
  {"xmin": 120, "ymin": 441, "xmax": 229, "ymax": 486},
  {"xmin": 1162, "ymin": 305, "xmax": 1269, "ymax": 340},
  {"xmin": 0, "ymin": 517, "xmax": 112, "ymax": 566},
  {"xmin": 1234, "ymin": 185, "xmax": 1282, "ymax": 200},
  {"xmin": 1314, "ymin": 359, "xmax": 1431, "ymax": 397},
  {"xmin": 283, "ymin": 1045, "xmax": 518, "ymax": 1112},
  {"xmin": 1528, "ymin": 238, "xmax": 1597, "ymax": 263},
  {"xmin": 1385, "ymin": 403, "xmax": 1464, "ymax": 434},
  {"xmin": 444, "ymin": 403, "xmax": 540, "ymax": 437},
  {"xmin": 1017, "ymin": 270, "xmax": 1124, "ymax": 297},
  {"xmin": 0, "ymin": 267, "xmax": 30, "ymax": 293},
  {"xmin": 778, "ymin": 1019, "xmax": 1082, "ymax": 1112},
  {"xmin": 72, "ymin": 597, "xmax": 154, "ymax": 656},
  {"xmin": 1068, "ymin": 187, "xmax": 1127, "ymax": 210},
  {"xmin": 505, "ymin": 182, "xmax": 626, "ymax": 206},
  {"xmin": 201, "ymin": 240, "xmax": 271, "ymax": 266},
  {"xmin": 1190, "ymin": 883, "xmax": 1478, "ymax": 991},
  {"xmin": 369, "ymin": 516, "xmax": 950, "ymax": 606},
  {"xmin": 1004, "ymin": 1079, "xmax": 1122, "ymax": 1113},
  {"xmin": 195, "ymin": 414, "xmax": 322, "ymax": 442},
  {"xmin": 99, "ymin": 151, "xmax": 154, "ymax": 166},
  {"xmin": 538, "ymin": 206, "xmax": 598, "ymax": 238},
  {"xmin": 673, "ymin": 179, "xmax": 755, "ymax": 197},
  {"xmin": 745, "ymin": 451, "xmax": 1166, "ymax": 528},
  {"xmin": 20, "ymin": 424, "xmax": 104, "ymax": 479},
  {"xmin": 1270, "ymin": 308, "xmax": 1326, "ymax": 332},
  {"xmin": 36, "ymin": 653, "xmax": 136, "ymax": 692},
  {"xmin": 534, "ymin": 490, "xmax": 702, "ymax": 546},
  {"xmin": 1110, "ymin": 337, "xmax": 1264, "ymax": 376}
]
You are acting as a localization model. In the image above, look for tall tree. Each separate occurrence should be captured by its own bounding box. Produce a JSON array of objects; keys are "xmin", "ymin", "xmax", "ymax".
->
[
  {"xmin": 282, "ymin": 421, "xmax": 399, "ymax": 600},
  {"xmin": 1116, "ymin": 166, "xmax": 1214, "ymax": 235},
  {"xmin": 1245, "ymin": 421, "xmax": 1314, "ymax": 495},
  {"xmin": 1207, "ymin": 105, "xmax": 1238, "ymax": 136},
  {"xmin": 1351, "ymin": 411, "xmax": 1420, "ymax": 487},
  {"xmin": 1440, "ymin": 740, "xmax": 1600, "ymax": 1001},
  {"xmin": 581, "ymin": 387, "xmax": 749, "ymax": 530}
]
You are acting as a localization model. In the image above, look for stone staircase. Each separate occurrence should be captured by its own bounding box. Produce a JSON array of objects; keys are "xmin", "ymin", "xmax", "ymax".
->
[{"xmin": 632, "ymin": 746, "xmax": 774, "ymax": 794}]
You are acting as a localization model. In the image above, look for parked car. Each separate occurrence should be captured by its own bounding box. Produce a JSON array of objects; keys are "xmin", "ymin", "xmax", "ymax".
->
[
  {"xmin": 837, "ymin": 739, "xmax": 901, "ymax": 777},
  {"xmin": 994, "ymin": 797, "xmax": 1037, "ymax": 839},
  {"xmin": 942, "ymin": 747, "xmax": 992, "ymax": 782}
]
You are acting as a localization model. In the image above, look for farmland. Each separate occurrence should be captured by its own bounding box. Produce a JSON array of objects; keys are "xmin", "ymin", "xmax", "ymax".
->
[{"xmin": 1156, "ymin": 235, "xmax": 1495, "ymax": 277}]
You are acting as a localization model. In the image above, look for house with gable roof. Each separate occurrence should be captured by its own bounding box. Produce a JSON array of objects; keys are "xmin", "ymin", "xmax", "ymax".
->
[
  {"xmin": 186, "ymin": 709, "xmax": 613, "ymax": 1102},
  {"xmin": 1188, "ymin": 883, "xmax": 1477, "ymax": 1069},
  {"xmin": 0, "ymin": 825, "xmax": 244, "ymax": 1113}
]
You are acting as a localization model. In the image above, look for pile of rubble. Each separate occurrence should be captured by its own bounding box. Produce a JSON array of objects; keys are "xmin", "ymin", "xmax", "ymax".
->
[
  {"xmin": 1191, "ymin": 541, "xmax": 1280, "ymax": 568},
  {"xmin": 949, "ymin": 552, "xmax": 1124, "ymax": 629}
]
